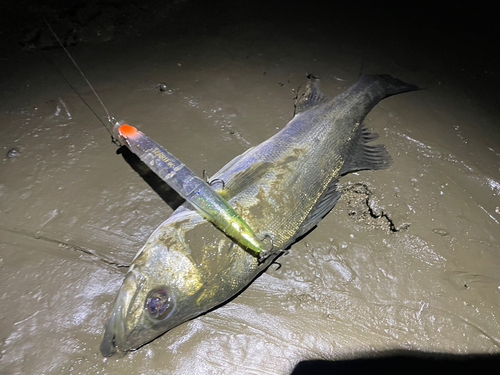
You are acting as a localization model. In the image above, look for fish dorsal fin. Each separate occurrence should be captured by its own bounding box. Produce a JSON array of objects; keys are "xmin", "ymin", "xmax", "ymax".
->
[
  {"xmin": 291, "ymin": 177, "xmax": 342, "ymax": 243},
  {"xmin": 294, "ymin": 77, "xmax": 329, "ymax": 116}
]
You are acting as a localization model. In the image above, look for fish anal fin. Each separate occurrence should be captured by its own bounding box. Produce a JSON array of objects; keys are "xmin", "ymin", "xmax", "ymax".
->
[
  {"xmin": 292, "ymin": 125, "xmax": 392, "ymax": 244},
  {"xmin": 339, "ymin": 125, "xmax": 392, "ymax": 175}
]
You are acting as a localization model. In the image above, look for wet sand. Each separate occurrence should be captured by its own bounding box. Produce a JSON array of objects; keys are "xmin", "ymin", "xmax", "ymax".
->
[{"xmin": 1, "ymin": 1, "xmax": 499, "ymax": 374}]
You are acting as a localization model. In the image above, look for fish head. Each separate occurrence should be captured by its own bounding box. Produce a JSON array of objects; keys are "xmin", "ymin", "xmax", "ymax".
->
[{"xmin": 100, "ymin": 212, "xmax": 209, "ymax": 356}]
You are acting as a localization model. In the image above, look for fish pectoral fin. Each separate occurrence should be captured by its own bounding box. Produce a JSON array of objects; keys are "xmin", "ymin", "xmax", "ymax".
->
[
  {"xmin": 218, "ymin": 161, "xmax": 274, "ymax": 200},
  {"xmin": 211, "ymin": 147, "xmax": 255, "ymax": 180},
  {"xmin": 294, "ymin": 77, "xmax": 330, "ymax": 116},
  {"xmin": 339, "ymin": 125, "xmax": 393, "ymax": 175},
  {"xmin": 292, "ymin": 178, "xmax": 342, "ymax": 242}
]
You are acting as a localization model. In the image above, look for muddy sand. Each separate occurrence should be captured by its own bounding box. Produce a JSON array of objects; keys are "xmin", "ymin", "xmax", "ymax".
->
[{"xmin": 1, "ymin": 1, "xmax": 499, "ymax": 374}]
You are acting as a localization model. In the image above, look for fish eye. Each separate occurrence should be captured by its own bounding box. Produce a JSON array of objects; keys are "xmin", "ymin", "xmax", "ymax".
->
[{"xmin": 145, "ymin": 287, "xmax": 174, "ymax": 320}]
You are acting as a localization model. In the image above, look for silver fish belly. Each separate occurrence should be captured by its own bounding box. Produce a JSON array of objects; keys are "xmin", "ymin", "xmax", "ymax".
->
[{"xmin": 100, "ymin": 75, "xmax": 418, "ymax": 356}]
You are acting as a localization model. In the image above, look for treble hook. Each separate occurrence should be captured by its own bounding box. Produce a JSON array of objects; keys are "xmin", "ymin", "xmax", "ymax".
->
[
  {"xmin": 258, "ymin": 232, "xmax": 276, "ymax": 264},
  {"xmin": 209, "ymin": 178, "xmax": 225, "ymax": 189},
  {"xmin": 203, "ymin": 170, "xmax": 225, "ymax": 189}
]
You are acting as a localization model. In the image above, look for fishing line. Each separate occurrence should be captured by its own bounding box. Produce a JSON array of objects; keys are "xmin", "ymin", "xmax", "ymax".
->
[
  {"xmin": 45, "ymin": 57, "xmax": 121, "ymax": 146},
  {"xmin": 35, "ymin": 4, "xmax": 121, "ymax": 146}
]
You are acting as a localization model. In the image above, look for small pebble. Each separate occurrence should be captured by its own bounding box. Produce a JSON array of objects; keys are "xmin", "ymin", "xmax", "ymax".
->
[
  {"xmin": 7, "ymin": 148, "xmax": 19, "ymax": 158},
  {"xmin": 157, "ymin": 82, "xmax": 168, "ymax": 92},
  {"xmin": 432, "ymin": 228, "xmax": 449, "ymax": 236}
]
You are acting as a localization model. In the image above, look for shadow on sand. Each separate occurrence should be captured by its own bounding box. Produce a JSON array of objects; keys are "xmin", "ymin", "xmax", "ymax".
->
[{"xmin": 291, "ymin": 351, "xmax": 500, "ymax": 375}]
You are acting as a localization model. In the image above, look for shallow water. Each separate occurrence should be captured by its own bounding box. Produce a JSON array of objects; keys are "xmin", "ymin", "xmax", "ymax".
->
[{"xmin": 1, "ymin": 1, "xmax": 499, "ymax": 374}]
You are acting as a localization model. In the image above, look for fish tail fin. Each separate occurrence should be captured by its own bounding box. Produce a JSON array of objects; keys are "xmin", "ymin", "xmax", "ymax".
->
[
  {"xmin": 364, "ymin": 74, "xmax": 420, "ymax": 97},
  {"xmin": 339, "ymin": 125, "xmax": 392, "ymax": 175}
]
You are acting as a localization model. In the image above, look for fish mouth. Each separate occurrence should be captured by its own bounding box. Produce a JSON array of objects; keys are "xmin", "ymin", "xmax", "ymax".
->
[
  {"xmin": 100, "ymin": 310, "xmax": 118, "ymax": 356},
  {"xmin": 100, "ymin": 269, "xmax": 143, "ymax": 356}
]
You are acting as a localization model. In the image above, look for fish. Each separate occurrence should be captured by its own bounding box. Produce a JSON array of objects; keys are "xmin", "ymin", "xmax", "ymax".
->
[{"xmin": 100, "ymin": 74, "xmax": 418, "ymax": 356}]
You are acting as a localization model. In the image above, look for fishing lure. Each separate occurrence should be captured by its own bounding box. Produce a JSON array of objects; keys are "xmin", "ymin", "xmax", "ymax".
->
[
  {"xmin": 40, "ymin": 15, "xmax": 265, "ymax": 257},
  {"xmin": 116, "ymin": 123, "xmax": 265, "ymax": 256}
]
